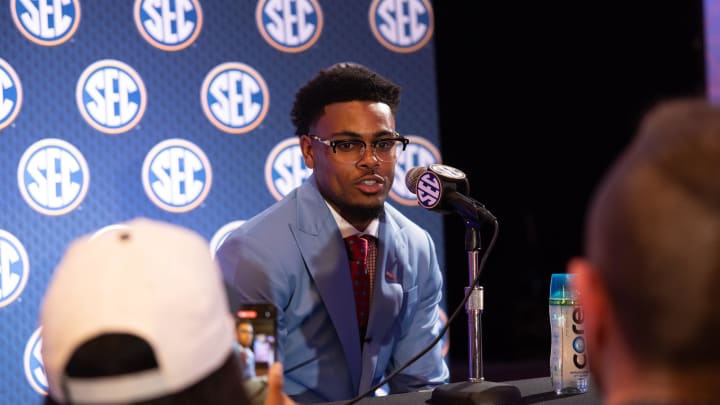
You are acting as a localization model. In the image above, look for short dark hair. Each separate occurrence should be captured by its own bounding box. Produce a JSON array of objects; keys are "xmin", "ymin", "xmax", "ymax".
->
[
  {"xmin": 586, "ymin": 97, "xmax": 720, "ymax": 367},
  {"xmin": 44, "ymin": 333, "xmax": 251, "ymax": 405},
  {"xmin": 236, "ymin": 318, "xmax": 253, "ymax": 329},
  {"xmin": 290, "ymin": 62, "xmax": 401, "ymax": 136}
]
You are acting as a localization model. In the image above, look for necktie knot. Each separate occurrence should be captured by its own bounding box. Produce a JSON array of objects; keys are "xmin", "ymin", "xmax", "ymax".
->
[{"xmin": 345, "ymin": 235, "xmax": 369, "ymax": 262}]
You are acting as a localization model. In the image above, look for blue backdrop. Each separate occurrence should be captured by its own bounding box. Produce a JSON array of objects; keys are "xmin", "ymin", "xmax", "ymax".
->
[{"xmin": 0, "ymin": 1, "xmax": 445, "ymax": 403}]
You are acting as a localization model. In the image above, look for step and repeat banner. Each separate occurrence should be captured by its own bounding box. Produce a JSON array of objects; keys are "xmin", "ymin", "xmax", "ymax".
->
[{"xmin": 0, "ymin": 0, "xmax": 445, "ymax": 402}]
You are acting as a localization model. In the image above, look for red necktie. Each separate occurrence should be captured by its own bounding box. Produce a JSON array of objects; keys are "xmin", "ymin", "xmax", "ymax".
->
[{"xmin": 345, "ymin": 235, "xmax": 371, "ymax": 338}]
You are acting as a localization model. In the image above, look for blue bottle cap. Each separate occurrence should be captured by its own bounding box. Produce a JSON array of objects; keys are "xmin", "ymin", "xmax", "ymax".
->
[{"xmin": 549, "ymin": 273, "xmax": 577, "ymax": 303}]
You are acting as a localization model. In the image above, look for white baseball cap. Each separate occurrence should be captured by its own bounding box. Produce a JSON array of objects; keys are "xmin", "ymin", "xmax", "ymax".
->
[{"xmin": 41, "ymin": 217, "xmax": 235, "ymax": 403}]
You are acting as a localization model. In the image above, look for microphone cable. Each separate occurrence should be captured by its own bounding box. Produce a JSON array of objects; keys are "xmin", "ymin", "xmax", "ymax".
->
[{"xmin": 343, "ymin": 218, "xmax": 500, "ymax": 405}]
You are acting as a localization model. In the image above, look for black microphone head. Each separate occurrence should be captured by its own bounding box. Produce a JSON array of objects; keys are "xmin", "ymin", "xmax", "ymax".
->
[
  {"xmin": 427, "ymin": 164, "xmax": 466, "ymax": 181},
  {"xmin": 428, "ymin": 164, "xmax": 470, "ymax": 196},
  {"xmin": 405, "ymin": 166, "xmax": 428, "ymax": 193},
  {"xmin": 405, "ymin": 163, "xmax": 494, "ymax": 223}
]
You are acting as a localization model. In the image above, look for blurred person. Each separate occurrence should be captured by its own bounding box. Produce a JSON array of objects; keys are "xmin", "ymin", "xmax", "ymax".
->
[
  {"xmin": 236, "ymin": 319, "xmax": 257, "ymax": 380},
  {"xmin": 40, "ymin": 217, "xmax": 295, "ymax": 405},
  {"xmin": 216, "ymin": 62, "xmax": 449, "ymax": 402},
  {"xmin": 569, "ymin": 98, "xmax": 720, "ymax": 405}
]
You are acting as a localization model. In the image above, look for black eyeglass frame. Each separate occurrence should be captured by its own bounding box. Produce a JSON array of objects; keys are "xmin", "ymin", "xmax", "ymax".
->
[{"xmin": 306, "ymin": 133, "xmax": 410, "ymax": 163}]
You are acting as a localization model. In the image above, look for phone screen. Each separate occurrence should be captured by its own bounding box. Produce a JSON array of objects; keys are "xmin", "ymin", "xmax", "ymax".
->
[{"xmin": 234, "ymin": 303, "xmax": 277, "ymax": 378}]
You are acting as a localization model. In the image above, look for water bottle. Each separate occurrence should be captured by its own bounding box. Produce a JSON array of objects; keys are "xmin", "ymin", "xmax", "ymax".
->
[{"xmin": 549, "ymin": 273, "xmax": 589, "ymax": 395}]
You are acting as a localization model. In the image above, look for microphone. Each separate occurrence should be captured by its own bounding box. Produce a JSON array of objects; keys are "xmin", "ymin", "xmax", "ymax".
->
[{"xmin": 405, "ymin": 164, "xmax": 496, "ymax": 225}]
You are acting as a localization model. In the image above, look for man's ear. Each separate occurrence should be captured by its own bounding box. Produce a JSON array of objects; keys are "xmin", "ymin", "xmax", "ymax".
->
[
  {"xmin": 568, "ymin": 257, "xmax": 608, "ymax": 330},
  {"xmin": 299, "ymin": 135, "xmax": 316, "ymax": 169},
  {"xmin": 568, "ymin": 257, "xmax": 609, "ymax": 380},
  {"xmin": 568, "ymin": 258, "xmax": 595, "ymax": 309}
]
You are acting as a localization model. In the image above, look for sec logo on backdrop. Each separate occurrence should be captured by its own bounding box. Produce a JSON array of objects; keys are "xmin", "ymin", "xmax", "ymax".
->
[
  {"xmin": 142, "ymin": 138, "xmax": 212, "ymax": 213},
  {"xmin": 201, "ymin": 63, "xmax": 269, "ymax": 135},
  {"xmin": 389, "ymin": 135, "xmax": 441, "ymax": 206},
  {"xmin": 24, "ymin": 328, "xmax": 47, "ymax": 395},
  {"xmin": 0, "ymin": 229, "xmax": 30, "ymax": 308},
  {"xmin": 134, "ymin": 0, "xmax": 203, "ymax": 51},
  {"xmin": 76, "ymin": 60, "xmax": 147, "ymax": 135},
  {"xmin": 256, "ymin": 0, "xmax": 323, "ymax": 53},
  {"xmin": 17, "ymin": 138, "xmax": 90, "ymax": 216},
  {"xmin": 265, "ymin": 138, "xmax": 312, "ymax": 201},
  {"xmin": 0, "ymin": 59, "xmax": 23, "ymax": 130},
  {"xmin": 11, "ymin": 0, "xmax": 81, "ymax": 46},
  {"xmin": 369, "ymin": 0, "xmax": 433, "ymax": 53}
]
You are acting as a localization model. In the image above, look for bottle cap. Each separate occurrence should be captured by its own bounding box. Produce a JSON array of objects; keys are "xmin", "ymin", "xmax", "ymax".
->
[{"xmin": 549, "ymin": 273, "xmax": 577, "ymax": 304}]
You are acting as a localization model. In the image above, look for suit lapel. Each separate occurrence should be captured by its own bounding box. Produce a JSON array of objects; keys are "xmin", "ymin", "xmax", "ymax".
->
[
  {"xmin": 369, "ymin": 220, "xmax": 405, "ymax": 334},
  {"xmin": 358, "ymin": 213, "xmax": 405, "ymax": 390},
  {"xmin": 292, "ymin": 179, "xmax": 363, "ymax": 389}
]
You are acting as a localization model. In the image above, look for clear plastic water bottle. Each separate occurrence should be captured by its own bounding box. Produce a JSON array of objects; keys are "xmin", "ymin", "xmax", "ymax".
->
[{"xmin": 549, "ymin": 273, "xmax": 589, "ymax": 395}]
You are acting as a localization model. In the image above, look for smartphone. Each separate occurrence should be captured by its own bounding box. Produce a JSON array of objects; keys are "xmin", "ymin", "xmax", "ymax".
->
[{"xmin": 234, "ymin": 303, "xmax": 277, "ymax": 377}]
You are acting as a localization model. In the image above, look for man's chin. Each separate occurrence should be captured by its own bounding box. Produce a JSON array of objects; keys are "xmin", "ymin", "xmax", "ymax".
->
[{"xmin": 343, "ymin": 201, "xmax": 384, "ymax": 221}]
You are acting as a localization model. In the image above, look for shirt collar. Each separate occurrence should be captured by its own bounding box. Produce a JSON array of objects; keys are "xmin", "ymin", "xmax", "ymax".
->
[{"xmin": 325, "ymin": 200, "xmax": 379, "ymax": 239}]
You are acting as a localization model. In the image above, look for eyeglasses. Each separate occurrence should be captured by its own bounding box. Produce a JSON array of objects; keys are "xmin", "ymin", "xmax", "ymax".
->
[{"xmin": 307, "ymin": 134, "xmax": 410, "ymax": 164}]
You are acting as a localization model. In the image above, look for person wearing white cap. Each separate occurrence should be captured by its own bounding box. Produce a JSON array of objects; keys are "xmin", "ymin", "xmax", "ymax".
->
[{"xmin": 40, "ymin": 217, "xmax": 295, "ymax": 405}]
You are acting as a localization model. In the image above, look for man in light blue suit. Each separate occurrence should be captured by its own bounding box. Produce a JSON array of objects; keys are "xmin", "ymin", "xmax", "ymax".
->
[{"xmin": 216, "ymin": 62, "xmax": 449, "ymax": 403}]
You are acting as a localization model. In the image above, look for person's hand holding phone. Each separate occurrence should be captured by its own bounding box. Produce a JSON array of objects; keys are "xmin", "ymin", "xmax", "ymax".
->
[
  {"xmin": 235, "ymin": 304, "xmax": 277, "ymax": 378},
  {"xmin": 265, "ymin": 363, "xmax": 297, "ymax": 405}
]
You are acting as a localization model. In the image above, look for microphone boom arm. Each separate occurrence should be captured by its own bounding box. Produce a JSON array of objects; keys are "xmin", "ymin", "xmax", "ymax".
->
[{"xmin": 445, "ymin": 191, "xmax": 496, "ymax": 229}]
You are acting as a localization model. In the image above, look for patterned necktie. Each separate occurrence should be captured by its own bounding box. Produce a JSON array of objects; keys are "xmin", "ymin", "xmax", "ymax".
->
[{"xmin": 344, "ymin": 235, "xmax": 371, "ymax": 338}]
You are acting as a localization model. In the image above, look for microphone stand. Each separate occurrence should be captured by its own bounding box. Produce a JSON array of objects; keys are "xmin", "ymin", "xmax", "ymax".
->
[{"xmin": 431, "ymin": 219, "xmax": 521, "ymax": 405}]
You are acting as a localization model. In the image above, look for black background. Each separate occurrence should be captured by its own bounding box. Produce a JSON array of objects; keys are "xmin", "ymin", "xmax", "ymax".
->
[{"xmin": 433, "ymin": 2, "xmax": 706, "ymax": 381}]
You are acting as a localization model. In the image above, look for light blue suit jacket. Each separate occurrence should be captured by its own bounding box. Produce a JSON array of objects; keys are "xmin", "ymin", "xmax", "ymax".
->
[{"xmin": 216, "ymin": 176, "xmax": 449, "ymax": 403}]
